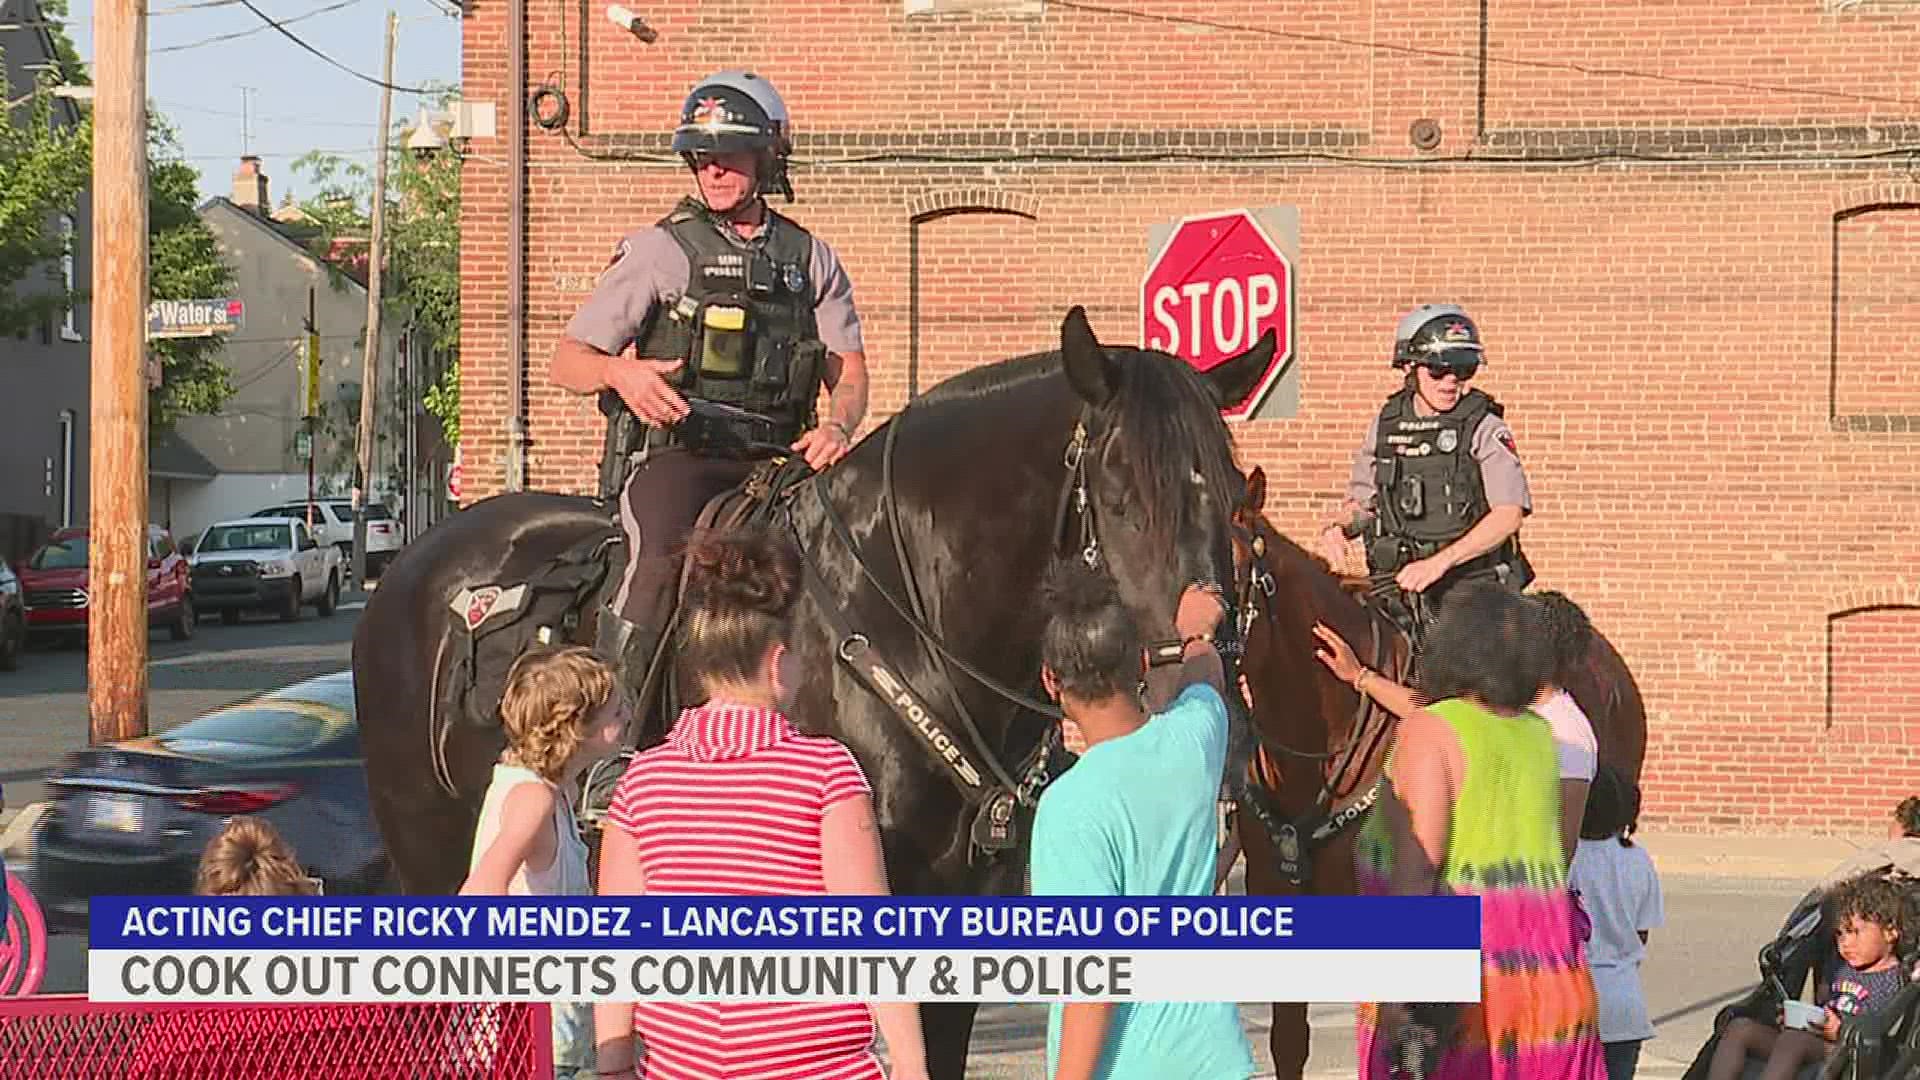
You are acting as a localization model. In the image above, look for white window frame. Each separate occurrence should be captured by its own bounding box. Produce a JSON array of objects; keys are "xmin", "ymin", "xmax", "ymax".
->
[{"xmin": 59, "ymin": 215, "xmax": 81, "ymax": 342}]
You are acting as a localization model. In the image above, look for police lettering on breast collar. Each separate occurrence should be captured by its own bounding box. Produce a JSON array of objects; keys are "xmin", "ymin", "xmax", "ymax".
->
[
  {"xmin": 1317, "ymin": 305, "xmax": 1535, "ymax": 619},
  {"xmin": 546, "ymin": 70, "xmax": 873, "ymax": 692}
]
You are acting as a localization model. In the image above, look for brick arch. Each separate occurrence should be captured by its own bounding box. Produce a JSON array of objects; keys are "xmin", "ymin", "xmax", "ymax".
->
[
  {"xmin": 1823, "ymin": 598, "xmax": 1920, "ymax": 784},
  {"xmin": 1826, "ymin": 582, "xmax": 1920, "ymax": 618},
  {"xmin": 900, "ymin": 195, "xmax": 1046, "ymax": 407},
  {"xmin": 1829, "ymin": 182, "xmax": 1920, "ymax": 218},
  {"xmin": 906, "ymin": 188, "xmax": 1041, "ymax": 223},
  {"xmin": 1828, "ymin": 201, "xmax": 1920, "ymax": 424}
]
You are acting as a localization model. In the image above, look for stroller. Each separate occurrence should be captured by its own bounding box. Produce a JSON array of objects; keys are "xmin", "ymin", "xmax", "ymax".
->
[{"xmin": 1681, "ymin": 868, "xmax": 1920, "ymax": 1080}]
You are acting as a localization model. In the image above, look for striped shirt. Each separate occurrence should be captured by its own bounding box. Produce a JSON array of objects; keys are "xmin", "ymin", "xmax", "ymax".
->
[{"xmin": 607, "ymin": 701, "xmax": 880, "ymax": 1080}]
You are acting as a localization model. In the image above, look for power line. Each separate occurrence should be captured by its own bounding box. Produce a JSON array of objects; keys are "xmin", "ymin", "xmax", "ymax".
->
[
  {"xmin": 156, "ymin": 99, "xmax": 376, "ymax": 128},
  {"xmin": 234, "ymin": 0, "xmax": 435, "ymax": 95},
  {"xmin": 152, "ymin": 0, "xmax": 363, "ymax": 55},
  {"xmin": 1047, "ymin": 0, "xmax": 1920, "ymax": 111}
]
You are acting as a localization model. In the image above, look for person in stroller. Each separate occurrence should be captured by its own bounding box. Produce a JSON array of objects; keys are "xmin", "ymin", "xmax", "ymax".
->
[
  {"xmin": 1810, "ymin": 798, "xmax": 1920, "ymax": 898},
  {"xmin": 1705, "ymin": 874, "xmax": 1911, "ymax": 1080}
]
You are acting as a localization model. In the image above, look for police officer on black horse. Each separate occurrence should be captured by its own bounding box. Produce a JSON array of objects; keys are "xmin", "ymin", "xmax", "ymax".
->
[
  {"xmin": 548, "ymin": 70, "xmax": 871, "ymax": 691},
  {"xmin": 1317, "ymin": 304, "xmax": 1534, "ymax": 643}
]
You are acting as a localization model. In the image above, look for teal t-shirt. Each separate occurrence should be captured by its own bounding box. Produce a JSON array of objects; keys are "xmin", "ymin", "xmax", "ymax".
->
[{"xmin": 1028, "ymin": 682, "xmax": 1256, "ymax": 1080}]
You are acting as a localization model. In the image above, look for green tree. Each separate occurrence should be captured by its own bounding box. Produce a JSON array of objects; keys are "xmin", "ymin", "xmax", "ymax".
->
[
  {"xmin": 292, "ymin": 90, "xmax": 462, "ymax": 447},
  {"xmin": 148, "ymin": 117, "xmax": 239, "ymax": 429},
  {"xmin": 0, "ymin": 49, "xmax": 91, "ymax": 340}
]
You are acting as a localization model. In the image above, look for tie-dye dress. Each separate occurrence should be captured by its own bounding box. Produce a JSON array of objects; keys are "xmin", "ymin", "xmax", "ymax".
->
[{"xmin": 1355, "ymin": 698, "xmax": 1607, "ymax": 1080}]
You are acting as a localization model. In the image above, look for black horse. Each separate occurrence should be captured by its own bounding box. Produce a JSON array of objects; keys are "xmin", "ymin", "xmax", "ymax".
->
[{"xmin": 352, "ymin": 306, "xmax": 1274, "ymax": 1079}]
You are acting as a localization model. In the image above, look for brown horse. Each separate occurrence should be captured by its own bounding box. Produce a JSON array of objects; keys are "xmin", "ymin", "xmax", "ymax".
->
[{"xmin": 1226, "ymin": 465, "xmax": 1650, "ymax": 1080}]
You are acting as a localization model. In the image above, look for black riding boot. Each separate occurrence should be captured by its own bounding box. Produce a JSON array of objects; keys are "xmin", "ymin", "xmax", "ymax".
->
[{"xmin": 594, "ymin": 605, "xmax": 666, "ymax": 702}]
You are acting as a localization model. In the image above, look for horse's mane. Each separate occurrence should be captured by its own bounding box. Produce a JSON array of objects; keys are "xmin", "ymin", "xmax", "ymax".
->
[
  {"xmin": 908, "ymin": 345, "xmax": 1244, "ymax": 557},
  {"xmin": 1103, "ymin": 348, "xmax": 1246, "ymax": 555}
]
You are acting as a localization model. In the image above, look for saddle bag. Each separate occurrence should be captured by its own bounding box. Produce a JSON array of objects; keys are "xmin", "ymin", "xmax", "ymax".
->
[{"xmin": 442, "ymin": 529, "xmax": 623, "ymax": 733}]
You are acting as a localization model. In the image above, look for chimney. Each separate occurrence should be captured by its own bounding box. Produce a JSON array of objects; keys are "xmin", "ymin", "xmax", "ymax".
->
[{"xmin": 231, "ymin": 155, "xmax": 270, "ymax": 215}]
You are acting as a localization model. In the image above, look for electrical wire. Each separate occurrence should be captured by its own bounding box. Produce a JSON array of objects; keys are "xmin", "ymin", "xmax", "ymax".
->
[
  {"xmin": 1046, "ymin": 0, "xmax": 1920, "ymax": 111},
  {"xmin": 233, "ymin": 0, "xmax": 435, "ymax": 94},
  {"xmin": 153, "ymin": 0, "xmax": 362, "ymax": 55},
  {"xmin": 155, "ymin": 99, "xmax": 376, "ymax": 128}
]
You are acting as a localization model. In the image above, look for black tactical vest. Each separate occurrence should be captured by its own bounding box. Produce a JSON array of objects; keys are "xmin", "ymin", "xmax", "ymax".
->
[
  {"xmin": 1367, "ymin": 386, "xmax": 1506, "ymax": 563},
  {"xmin": 608, "ymin": 198, "xmax": 827, "ymax": 457}
]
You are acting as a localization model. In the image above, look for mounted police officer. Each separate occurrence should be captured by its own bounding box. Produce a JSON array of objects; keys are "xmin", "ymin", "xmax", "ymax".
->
[
  {"xmin": 1318, "ymin": 304, "xmax": 1533, "ymax": 630},
  {"xmin": 548, "ymin": 70, "xmax": 870, "ymax": 688}
]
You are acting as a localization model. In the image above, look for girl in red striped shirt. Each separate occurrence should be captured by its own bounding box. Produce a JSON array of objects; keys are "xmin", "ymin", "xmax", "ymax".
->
[{"xmin": 593, "ymin": 525, "xmax": 930, "ymax": 1080}]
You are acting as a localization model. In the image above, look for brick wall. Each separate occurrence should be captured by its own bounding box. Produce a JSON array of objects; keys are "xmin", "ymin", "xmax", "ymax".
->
[{"xmin": 461, "ymin": 0, "xmax": 1920, "ymax": 834}]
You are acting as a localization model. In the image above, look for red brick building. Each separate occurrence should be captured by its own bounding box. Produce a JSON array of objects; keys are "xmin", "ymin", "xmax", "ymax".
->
[{"xmin": 460, "ymin": 0, "xmax": 1920, "ymax": 834}]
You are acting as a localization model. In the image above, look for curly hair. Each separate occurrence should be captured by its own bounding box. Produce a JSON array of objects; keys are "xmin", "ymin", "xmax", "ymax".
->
[
  {"xmin": 1830, "ymin": 873, "xmax": 1911, "ymax": 947},
  {"xmin": 1897, "ymin": 796, "xmax": 1920, "ymax": 839},
  {"xmin": 499, "ymin": 645, "xmax": 622, "ymax": 782},
  {"xmin": 1416, "ymin": 582, "xmax": 1555, "ymax": 713},
  {"xmin": 675, "ymin": 524, "xmax": 803, "ymax": 696},
  {"xmin": 195, "ymin": 816, "xmax": 315, "ymax": 897},
  {"xmin": 1531, "ymin": 590, "xmax": 1596, "ymax": 687}
]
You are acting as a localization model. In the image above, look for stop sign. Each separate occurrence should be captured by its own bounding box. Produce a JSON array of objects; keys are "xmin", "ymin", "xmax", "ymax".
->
[{"xmin": 1140, "ymin": 209, "xmax": 1295, "ymax": 421}]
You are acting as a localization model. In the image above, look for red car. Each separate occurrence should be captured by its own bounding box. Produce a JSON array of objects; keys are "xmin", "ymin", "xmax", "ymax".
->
[{"xmin": 18, "ymin": 525, "xmax": 197, "ymax": 644}]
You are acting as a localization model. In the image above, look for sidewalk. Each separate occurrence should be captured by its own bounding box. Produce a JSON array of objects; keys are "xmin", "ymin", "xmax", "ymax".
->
[{"xmin": 1635, "ymin": 827, "xmax": 1892, "ymax": 880}]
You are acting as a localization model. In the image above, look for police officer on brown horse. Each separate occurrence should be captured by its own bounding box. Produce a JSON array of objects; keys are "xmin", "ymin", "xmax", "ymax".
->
[
  {"xmin": 549, "ymin": 70, "xmax": 870, "ymax": 688},
  {"xmin": 1318, "ymin": 304, "xmax": 1533, "ymax": 637}
]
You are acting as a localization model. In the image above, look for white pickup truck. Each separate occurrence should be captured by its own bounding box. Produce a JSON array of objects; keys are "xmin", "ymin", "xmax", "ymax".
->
[{"xmin": 187, "ymin": 517, "xmax": 344, "ymax": 624}]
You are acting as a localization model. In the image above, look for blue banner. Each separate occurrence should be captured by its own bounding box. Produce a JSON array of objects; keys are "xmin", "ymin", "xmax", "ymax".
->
[{"xmin": 91, "ymin": 896, "xmax": 1480, "ymax": 951}]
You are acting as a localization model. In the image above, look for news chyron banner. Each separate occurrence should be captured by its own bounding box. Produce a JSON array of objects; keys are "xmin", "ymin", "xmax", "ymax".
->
[{"xmin": 89, "ymin": 896, "xmax": 1482, "ymax": 1004}]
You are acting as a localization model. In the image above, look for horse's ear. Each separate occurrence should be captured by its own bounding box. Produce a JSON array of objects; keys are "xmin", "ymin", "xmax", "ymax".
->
[
  {"xmin": 1202, "ymin": 327, "xmax": 1278, "ymax": 411},
  {"xmin": 1061, "ymin": 305, "xmax": 1118, "ymax": 406},
  {"xmin": 1246, "ymin": 465, "xmax": 1267, "ymax": 515}
]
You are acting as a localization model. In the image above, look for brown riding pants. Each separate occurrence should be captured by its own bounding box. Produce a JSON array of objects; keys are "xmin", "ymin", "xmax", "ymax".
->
[{"xmin": 612, "ymin": 448, "xmax": 754, "ymax": 628}]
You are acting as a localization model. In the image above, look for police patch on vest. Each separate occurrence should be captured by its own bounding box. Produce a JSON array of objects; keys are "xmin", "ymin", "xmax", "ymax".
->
[
  {"xmin": 783, "ymin": 263, "xmax": 805, "ymax": 294},
  {"xmin": 1437, "ymin": 429, "xmax": 1459, "ymax": 453},
  {"xmin": 598, "ymin": 239, "xmax": 630, "ymax": 285}
]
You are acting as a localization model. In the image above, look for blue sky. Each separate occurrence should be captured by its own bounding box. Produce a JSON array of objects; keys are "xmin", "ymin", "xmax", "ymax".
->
[{"xmin": 64, "ymin": 0, "xmax": 460, "ymax": 203}]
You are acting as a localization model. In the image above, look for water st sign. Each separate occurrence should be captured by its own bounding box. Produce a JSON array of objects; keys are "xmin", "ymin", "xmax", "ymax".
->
[
  {"xmin": 1141, "ymin": 208, "xmax": 1298, "ymax": 421},
  {"xmin": 147, "ymin": 298, "xmax": 245, "ymax": 340}
]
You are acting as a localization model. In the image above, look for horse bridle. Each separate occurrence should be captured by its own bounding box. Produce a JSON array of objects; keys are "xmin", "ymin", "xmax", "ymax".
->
[
  {"xmin": 1226, "ymin": 520, "xmax": 1411, "ymax": 885},
  {"xmin": 785, "ymin": 402, "xmax": 1234, "ymax": 858}
]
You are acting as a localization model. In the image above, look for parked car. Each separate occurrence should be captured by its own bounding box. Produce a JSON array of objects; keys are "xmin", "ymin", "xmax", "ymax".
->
[
  {"xmin": 188, "ymin": 518, "xmax": 343, "ymax": 624},
  {"xmin": 16, "ymin": 525, "xmax": 196, "ymax": 646},
  {"xmin": 30, "ymin": 670, "xmax": 387, "ymax": 926},
  {"xmin": 250, "ymin": 500, "xmax": 402, "ymax": 578},
  {"xmin": 0, "ymin": 561, "xmax": 23, "ymax": 670}
]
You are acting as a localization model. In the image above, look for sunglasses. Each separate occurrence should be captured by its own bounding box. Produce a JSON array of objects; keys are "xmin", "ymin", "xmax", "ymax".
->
[{"xmin": 1420, "ymin": 360, "xmax": 1479, "ymax": 382}]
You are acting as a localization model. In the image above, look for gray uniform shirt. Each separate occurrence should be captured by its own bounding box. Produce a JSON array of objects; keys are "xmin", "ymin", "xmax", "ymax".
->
[
  {"xmin": 1345, "ymin": 410, "xmax": 1533, "ymax": 513},
  {"xmin": 564, "ymin": 221, "xmax": 866, "ymax": 358}
]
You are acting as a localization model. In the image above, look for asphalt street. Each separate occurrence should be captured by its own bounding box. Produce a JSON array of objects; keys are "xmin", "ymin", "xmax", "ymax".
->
[{"xmin": 0, "ymin": 597, "xmax": 1804, "ymax": 1077}]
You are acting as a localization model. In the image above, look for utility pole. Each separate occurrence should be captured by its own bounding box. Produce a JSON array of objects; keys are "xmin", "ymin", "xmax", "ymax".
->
[
  {"xmin": 304, "ymin": 287, "xmax": 318, "ymax": 534},
  {"xmin": 88, "ymin": 0, "xmax": 149, "ymax": 743},
  {"xmin": 352, "ymin": 9, "xmax": 396, "ymax": 588}
]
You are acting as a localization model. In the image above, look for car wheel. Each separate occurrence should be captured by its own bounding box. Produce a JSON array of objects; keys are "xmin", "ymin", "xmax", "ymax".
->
[
  {"xmin": 169, "ymin": 595, "xmax": 196, "ymax": 642},
  {"xmin": 317, "ymin": 574, "xmax": 338, "ymax": 617},
  {"xmin": 280, "ymin": 578, "xmax": 302, "ymax": 622},
  {"xmin": 221, "ymin": 608, "xmax": 241, "ymax": 626},
  {"xmin": 0, "ymin": 613, "xmax": 20, "ymax": 671}
]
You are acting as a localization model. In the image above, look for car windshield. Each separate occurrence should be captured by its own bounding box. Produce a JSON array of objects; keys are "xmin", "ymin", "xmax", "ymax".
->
[
  {"xmin": 29, "ymin": 540, "xmax": 87, "ymax": 570},
  {"xmin": 198, "ymin": 524, "xmax": 292, "ymax": 552}
]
